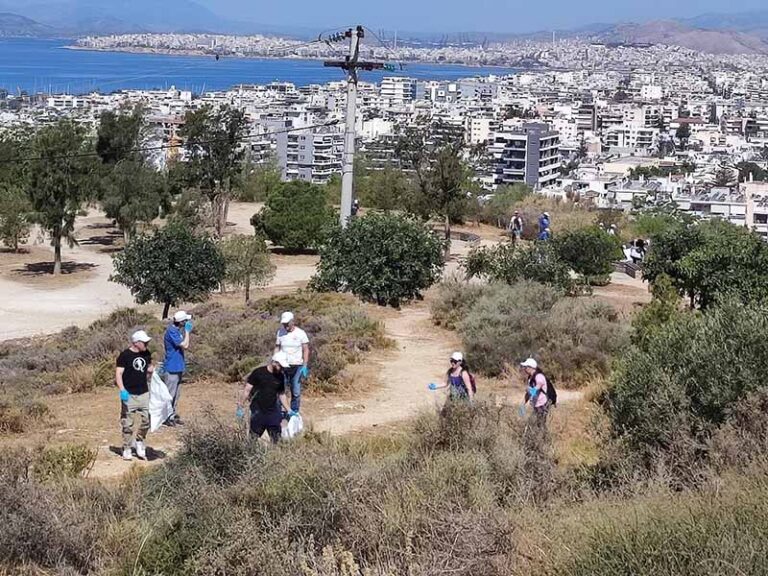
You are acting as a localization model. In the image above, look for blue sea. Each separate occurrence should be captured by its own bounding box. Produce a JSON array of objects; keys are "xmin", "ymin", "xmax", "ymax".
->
[{"xmin": 0, "ymin": 38, "xmax": 518, "ymax": 95}]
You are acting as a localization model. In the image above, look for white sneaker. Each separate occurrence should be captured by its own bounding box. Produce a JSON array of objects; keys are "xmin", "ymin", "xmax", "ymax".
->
[
  {"xmin": 122, "ymin": 447, "xmax": 133, "ymax": 461},
  {"xmin": 135, "ymin": 441, "xmax": 147, "ymax": 460}
]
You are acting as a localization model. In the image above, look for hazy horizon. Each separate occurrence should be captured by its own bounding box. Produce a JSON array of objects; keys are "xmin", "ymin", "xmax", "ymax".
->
[{"xmin": 195, "ymin": 0, "xmax": 768, "ymax": 34}]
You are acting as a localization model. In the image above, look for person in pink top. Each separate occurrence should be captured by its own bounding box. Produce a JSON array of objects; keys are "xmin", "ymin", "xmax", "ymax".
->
[{"xmin": 519, "ymin": 358, "xmax": 552, "ymax": 427}]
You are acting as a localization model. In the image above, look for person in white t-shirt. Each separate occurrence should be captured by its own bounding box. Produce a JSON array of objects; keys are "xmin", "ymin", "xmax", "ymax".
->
[{"xmin": 274, "ymin": 311, "xmax": 310, "ymax": 412}]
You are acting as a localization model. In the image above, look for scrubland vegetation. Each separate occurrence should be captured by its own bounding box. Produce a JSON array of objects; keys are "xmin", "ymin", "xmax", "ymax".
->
[{"xmin": 0, "ymin": 293, "xmax": 388, "ymax": 434}]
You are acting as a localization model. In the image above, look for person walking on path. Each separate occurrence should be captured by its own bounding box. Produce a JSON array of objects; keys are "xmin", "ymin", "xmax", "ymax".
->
[
  {"xmin": 236, "ymin": 352, "xmax": 294, "ymax": 444},
  {"xmin": 508, "ymin": 210, "xmax": 524, "ymax": 242},
  {"xmin": 116, "ymin": 330, "xmax": 154, "ymax": 461},
  {"xmin": 163, "ymin": 310, "xmax": 192, "ymax": 426},
  {"xmin": 519, "ymin": 358, "xmax": 553, "ymax": 428},
  {"xmin": 274, "ymin": 311, "xmax": 310, "ymax": 413},
  {"xmin": 537, "ymin": 227, "xmax": 552, "ymax": 241},
  {"xmin": 429, "ymin": 352, "xmax": 475, "ymax": 403}
]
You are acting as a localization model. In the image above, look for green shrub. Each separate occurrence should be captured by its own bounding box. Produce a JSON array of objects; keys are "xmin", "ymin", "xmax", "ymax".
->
[
  {"xmin": 430, "ymin": 277, "xmax": 491, "ymax": 330},
  {"xmin": 606, "ymin": 299, "xmax": 768, "ymax": 467},
  {"xmin": 553, "ymin": 225, "xmax": 623, "ymax": 279},
  {"xmin": 255, "ymin": 180, "xmax": 336, "ymax": 251},
  {"xmin": 643, "ymin": 218, "xmax": 768, "ymax": 309},
  {"xmin": 463, "ymin": 241, "xmax": 575, "ymax": 295},
  {"xmin": 32, "ymin": 444, "xmax": 97, "ymax": 482},
  {"xmin": 535, "ymin": 472, "xmax": 768, "ymax": 576},
  {"xmin": 439, "ymin": 282, "xmax": 626, "ymax": 385},
  {"xmin": 311, "ymin": 212, "xmax": 445, "ymax": 307}
]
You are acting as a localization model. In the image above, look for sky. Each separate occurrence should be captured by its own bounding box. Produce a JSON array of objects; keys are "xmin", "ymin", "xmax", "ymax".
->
[{"xmin": 198, "ymin": 0, "xmax": 768, "ymax": 34}]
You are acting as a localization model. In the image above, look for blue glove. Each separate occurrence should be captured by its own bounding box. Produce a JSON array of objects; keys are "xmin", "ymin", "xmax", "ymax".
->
[
  {"xmin": 428, "ymin": 383, "xmax": 438, "ymax": 391},
  {"xmin": 299, "ymin": 365, "xmax": 309, "ymax": 379},
  {"xmin": 527, "ymin": 386, "xmax": 538, "ymax": 399},
  {"xmin": 120, "ymin": 390, "xmax": 130, "ymax": 403},
  {"xmin": 236, "ymin": 406, "xmax": 244, "ymax": 420},
  {"xmin": 518, "ymin": 404, "xmax": 527, "ymax": 418},
  {"xmin": 288, "ymin": 409, "xmax": 299, "ymax": 419},
  {"xmin": 184, "ymin": 320, "xmax": 194, "ymax": 333}
]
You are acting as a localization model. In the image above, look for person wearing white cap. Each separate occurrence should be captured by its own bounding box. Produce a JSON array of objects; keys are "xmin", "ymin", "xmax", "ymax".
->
[
  {"xmin": 116, "ymin": 330, "xmax": 155, "ymax": 460},
  {"xmin": 428, "ymin": 352, "xmax": 475, "ymax": 402},
  {"xmin": 274, "ymin": 311, "xmax": 310, "ymax": 413},
  {"xmin": 236, "ymin": 352, "xmax": 294, "ymax": 444},
  {"xmin": 508, "ymin": 210, "xmax": 524, "ymax": 242},
  {"xmin": 519, "ymin": 358, "xmax": 555, "ymax": 426},
  {"xmin": 163, "ymin": 310, "xmax": 193, "ymax": 426}
]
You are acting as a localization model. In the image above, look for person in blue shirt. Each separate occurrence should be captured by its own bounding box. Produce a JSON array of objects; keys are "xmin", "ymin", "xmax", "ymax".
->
[
  {"xmin": 538, "ymin": 227, "xmax": 552, "ymax": 241},
  {"xmin": 163, "ymin": 310, "xmax": 192, "ymax": 426},
  {"xmin": 538, "ymin": 211, "xmax": 550, "ymax": 234}
]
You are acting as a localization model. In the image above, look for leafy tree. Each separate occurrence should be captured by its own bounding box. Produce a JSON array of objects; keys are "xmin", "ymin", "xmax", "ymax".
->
[
  {"xmin": 101, "ymin": 161, "xmax": 168, "ymax": 243},
  {"xmin": 643, "ymin": 219, "xmax": 768, "ymax": 309},
  {"xmin": 311, "ymin": 213, "xmax": 444, "ymax": 307},
  {"xmin": 553, "ymin": 225, "xmax": 623, "ymax": 280},
  {"xmin": 219, "ymin": 234, "xmax": 274, "ymax": 303},
  {"xmin": 463, "ymin": 241, "xmax": 575, "ymax": 294},
  {"xmin": 253, "ymin": 181, "xmax": 335, "ymax": 251},
  {"xmin": 111, "ymin": 221, "xmax": 225, "ymax": 318},
  {"xmin": 96, "ymin": 105, "xmax": 145, "ymax": 165},
  {"xmin": 0, "ymin": 185, "xmax": 31, "ymax": 252},
  {"xmin": 357, "ymin": 165, "xmax": 411, "ymax": 212},
  {"xmin": 713, "ymin": 161, "xmax": 737, "ymax": 187},
  {"xmin": 26, "ymin": 120, "xmax": 96, "ymax": 275},
  {"xmin": 179, "ymin": 105, "xmax": 248, "ymax": 237},
  {"xmin": 236, "ymin": 158, "xmax": 282, "ymax": 202},
  {"xmin": 395, "ymin": 122, "xmax": 471, "ymax": 251},
  {"xmin": 736, "ymin": 161, "xmax": 767, "ymax": 182},
  {"xmin": 674, "ymin": 122, "xmax": 691, "ymax": 149}
]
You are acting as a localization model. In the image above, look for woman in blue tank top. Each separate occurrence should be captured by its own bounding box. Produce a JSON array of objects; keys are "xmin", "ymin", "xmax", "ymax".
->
[{"xmin": 429, "ymin": 351, "xmax": 474, "ymax": 402}]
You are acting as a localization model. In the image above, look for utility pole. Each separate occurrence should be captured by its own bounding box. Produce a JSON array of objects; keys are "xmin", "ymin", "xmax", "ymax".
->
[{"xmin": 325, "ymin": 26, "xmax": 393, "ymax": 227}]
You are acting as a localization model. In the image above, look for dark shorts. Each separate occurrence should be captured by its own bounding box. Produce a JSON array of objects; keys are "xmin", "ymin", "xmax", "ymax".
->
[{"xmin": 250, "ymin": 408, "xmax": 282, "ymax": 444}]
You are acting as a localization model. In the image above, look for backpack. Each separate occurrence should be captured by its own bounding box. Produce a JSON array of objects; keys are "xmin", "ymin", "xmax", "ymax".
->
[{"xmin": 529, "ymin": 370, "xmax": 557, "ymax": 407}]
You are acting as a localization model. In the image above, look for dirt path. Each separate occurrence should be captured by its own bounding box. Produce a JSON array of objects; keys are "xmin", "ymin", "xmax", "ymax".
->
[{"xmin": 312, "ymin": 303, "xmax": 460, "ymax": 435}]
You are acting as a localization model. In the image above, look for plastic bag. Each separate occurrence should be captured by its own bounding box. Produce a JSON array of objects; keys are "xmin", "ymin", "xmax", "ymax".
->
[
  {"xmin": 282, "ymin": 414, "xmax": 304, "ymax": 440},
  {"xmin": 149, "ymin": 370, "xmax": 173, "ymax": 432}
]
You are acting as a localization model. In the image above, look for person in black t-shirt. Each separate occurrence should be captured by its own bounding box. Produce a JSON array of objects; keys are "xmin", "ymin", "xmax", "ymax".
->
[
  {"xmin": 236, "ymin": 352, "xmax": 293, "ymax": 443},
  {"xmin": 116, "ymin": 330, "xmax": 154, "ymax": 461}
]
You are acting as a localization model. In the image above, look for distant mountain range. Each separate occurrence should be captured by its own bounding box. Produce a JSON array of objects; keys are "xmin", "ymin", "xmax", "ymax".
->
[{"xmin": 1, "ymin": 3, "xmax": 768, "ymax": 56}]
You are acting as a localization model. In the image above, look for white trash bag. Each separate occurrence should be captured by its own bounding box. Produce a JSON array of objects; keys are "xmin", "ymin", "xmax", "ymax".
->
[
  {"xmin": 149, "ymin": 370, "xmax": 173, "ymax": 432},
  {"xmin": 282, "ymin": 413, "xmax": 304, "ymax": 440}
]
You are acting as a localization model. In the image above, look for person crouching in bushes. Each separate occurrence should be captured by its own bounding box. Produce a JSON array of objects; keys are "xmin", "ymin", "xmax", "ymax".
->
[
  {"xmin": 429, "ymin": 352, "xmax": 476, "ymax": 404},
  {"xmin": 236, "ymin": 352, "xmax": 296, "ymax": 444}
]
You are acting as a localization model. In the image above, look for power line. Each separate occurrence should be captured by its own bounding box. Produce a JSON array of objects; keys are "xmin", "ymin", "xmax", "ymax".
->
[{"xmin": 0, "ymin": 119, "xmax": 341, "ymax": 166}]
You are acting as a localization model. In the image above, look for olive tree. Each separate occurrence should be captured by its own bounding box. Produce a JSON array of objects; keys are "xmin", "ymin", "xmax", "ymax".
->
[
  {"xmin": 219, "ymin": 234, "xmax": 275, "ymax": 303},
  {"xmin": 111, "ymin": 221, "xmax": 225, "ymax": 318}
]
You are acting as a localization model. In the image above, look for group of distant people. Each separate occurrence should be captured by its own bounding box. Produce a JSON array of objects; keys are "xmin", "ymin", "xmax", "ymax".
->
[
  {"xmin": 507, "ymin": 210, "xmax": 552, "ymax": 242},
  {"xmin": 117, "ymin": 309, "xmax": 312, "ymax": 460}
]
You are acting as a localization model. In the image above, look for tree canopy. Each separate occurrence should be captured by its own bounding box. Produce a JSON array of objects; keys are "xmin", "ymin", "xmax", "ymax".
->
[{"xmin": 111, "ymin": 221, "xmax": 225, "ymax": 318}]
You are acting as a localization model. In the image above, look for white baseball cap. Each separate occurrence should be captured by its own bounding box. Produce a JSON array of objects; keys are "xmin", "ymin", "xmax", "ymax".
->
[
  {"xmin": 450, "ymin": 352, "xmax": 464, "ymax": 362},
  {"xmin": 173, "ymin": 310, "xmax": 192, "ymax": 323},
  {"xmin": 271, "ymin": 351, "xmax": 290, "ymax": 368},
  {"xmin": 280, "ymin": 311, "xmax": 294, "ymax": 324},
  {"xmin": 520, "ymin": 358, "xmax": 538, "ymax": 370},
  {"xmin": 131, "ymin": 330, "xmax": 152, "ymax": 343},
  {"xmin": 544, "ymin": 212, "xmax": 550, "ymax": 217}
]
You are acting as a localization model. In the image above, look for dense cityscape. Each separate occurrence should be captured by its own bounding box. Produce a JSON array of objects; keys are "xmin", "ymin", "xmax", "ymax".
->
[{"xmin": 4, "ymin": 33, "xmax": 768, "ymax": 234}]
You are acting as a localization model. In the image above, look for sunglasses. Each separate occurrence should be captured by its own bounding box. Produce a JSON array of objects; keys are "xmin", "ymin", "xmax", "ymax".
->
[{"xmin": 449, "ymin": 359, "xmax": 459, "ymax": 364}]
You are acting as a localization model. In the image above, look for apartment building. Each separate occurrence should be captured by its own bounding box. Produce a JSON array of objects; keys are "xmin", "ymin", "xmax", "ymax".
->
[
  {"xmin": 276, "ymin": 129, "xmax": 344, "ymax": 184},
  {"xmin": 380, "ymin": 77, "xmax": 417, "ymax": 109},
  {"xmin": 488, "ymin": 122, "xmax": 561, "ymax": 189}
]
